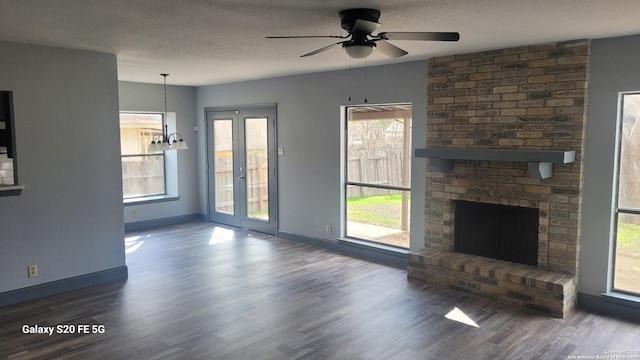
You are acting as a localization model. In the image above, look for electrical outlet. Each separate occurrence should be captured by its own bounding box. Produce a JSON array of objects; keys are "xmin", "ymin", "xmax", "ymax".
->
[
  {"xmin": 28, "ymin": 264, "xmax": 38, "ymax": 278},
  {"xmin": 326, "ymin": 225, "xmax": 332, "ymax": 234},
  {"xmin": 131, "ymin": 209, "xmax": 137, "ymax": 218}
]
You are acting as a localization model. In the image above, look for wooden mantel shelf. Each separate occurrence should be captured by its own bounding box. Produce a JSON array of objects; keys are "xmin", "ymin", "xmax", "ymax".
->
[{"xmin": 415, "ymin": 148, "xmax": 576, "ymax": 179}]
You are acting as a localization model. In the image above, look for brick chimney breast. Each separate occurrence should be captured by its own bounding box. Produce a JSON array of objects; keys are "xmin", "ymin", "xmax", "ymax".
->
[{"xmin": 408, "ymin": 40, "xmax": 589, "ymax": 318}]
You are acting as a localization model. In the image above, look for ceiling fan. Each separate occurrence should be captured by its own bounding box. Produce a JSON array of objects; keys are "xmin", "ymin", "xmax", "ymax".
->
[{"xmin": 266, "ymin": 8, "xmax": 460, "ymax": 59}]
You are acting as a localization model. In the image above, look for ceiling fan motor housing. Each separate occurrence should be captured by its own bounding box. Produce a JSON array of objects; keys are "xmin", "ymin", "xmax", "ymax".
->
[{"xmin": 339, "ymin": 8, "xmax": 380, "ymax": 34}]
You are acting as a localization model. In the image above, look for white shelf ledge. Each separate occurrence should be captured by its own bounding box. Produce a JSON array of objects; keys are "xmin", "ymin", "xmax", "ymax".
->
[{"xmin": 415, "ymin": 148, "xmax": 576, "ymax": 179}]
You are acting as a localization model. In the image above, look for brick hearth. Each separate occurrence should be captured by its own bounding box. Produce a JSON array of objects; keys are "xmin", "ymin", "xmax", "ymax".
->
[
  {"xmin": 408, "ymin": 40, "xmax": 589, "ymax": 317},
  {"xmin": 408, "ymin": 251, "xmax": 577, "ymax": 317}
]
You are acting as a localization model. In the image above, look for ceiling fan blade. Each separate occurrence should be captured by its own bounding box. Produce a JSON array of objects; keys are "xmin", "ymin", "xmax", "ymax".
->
[
  {"xmin": 379, "ymin": 32, "xmax": 460, "ymax": 42},
  {"xmin": 375, "ymin": 40, "xmax": 408, "ymax": 58},
  {"xmin": 266, "ymin": 35, "xmax": 347, "ymax": 39},
  {"xmin": 352, "ymin": 19, "xmax": 380, "ymax": 35},
  {"xmin": 300, "ymin": 41, "xmax": 345, "ymax": 57}
]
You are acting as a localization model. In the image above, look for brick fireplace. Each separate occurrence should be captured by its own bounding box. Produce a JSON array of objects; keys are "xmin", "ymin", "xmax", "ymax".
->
[{"xmin": 407, "ymin": 40, "xmax": 589, "ymax": 317}]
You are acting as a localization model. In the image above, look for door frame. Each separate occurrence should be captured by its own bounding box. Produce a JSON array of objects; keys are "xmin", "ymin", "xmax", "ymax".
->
[{"xmin": 205, "ymin": 104, "xmax": 278, "ymax": 235}]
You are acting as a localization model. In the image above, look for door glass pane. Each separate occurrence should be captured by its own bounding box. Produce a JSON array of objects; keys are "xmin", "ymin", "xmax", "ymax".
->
[
  {"xmin": 245, "ymin": 117, "xmax": 269, "ymax": 221},
  {"xmin": 214, "ymin": 120, "xmax": 234, "ymax": 215}
]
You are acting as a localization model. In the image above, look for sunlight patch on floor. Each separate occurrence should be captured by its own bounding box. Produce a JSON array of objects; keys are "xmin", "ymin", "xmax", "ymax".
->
[
  {"xmin": 209, "ymin": 227, "xmax": 235, "ymax": 245},
  {"xmin": 125, "ymin": 236, "xmax": 145, "ymax": 254},
  {"xmin": 445, "ymin": 307, "xmax": 479, "ymax": 328}
]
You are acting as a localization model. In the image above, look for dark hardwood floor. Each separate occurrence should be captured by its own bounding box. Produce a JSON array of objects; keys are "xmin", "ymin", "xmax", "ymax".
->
[{"xmin": 1, "ymin": 222, "xmax": 639, "ymax": 359}]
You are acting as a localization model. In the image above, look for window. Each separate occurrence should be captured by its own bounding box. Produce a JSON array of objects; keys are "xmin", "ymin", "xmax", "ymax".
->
[
  {"xmin": 120, "ymin": 113, "xmax": 165, "ymax": 198},
  {"xmin": 0, "ymin": 91, "xmax": 20, "ymax": 194},
  {"xmin": 344, "ymin": 104, "xmax": 412, "ymax": 248},
  {"xmin": 613, "ymin": 93, "xmax": 640, "ymax": 294}
]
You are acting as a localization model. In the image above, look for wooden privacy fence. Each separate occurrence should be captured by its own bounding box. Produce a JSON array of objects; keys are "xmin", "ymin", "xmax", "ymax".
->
[
  {"xmin": 122, "ymin": 149, "xmax": 407, "ymax": 209},
  {"xmin": 212, "ymin": 149, "xmax": 408, "ymax": 213},
  {"xmin": 347, "ymin": 149, "xmax": 409, "ymax": 197},
  {"xmin": 121, "ymin": 156, "xmax": 165, "ymax": 198},
  {"xmin": 216, "ymin": 149, "xmax": 410, "ymax": 207}
]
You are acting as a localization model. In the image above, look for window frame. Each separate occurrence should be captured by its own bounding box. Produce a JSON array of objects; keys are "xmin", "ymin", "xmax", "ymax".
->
[
  {"xmin": 342, "ymin": 103, "xmax": 412, "ymax": 249},
  {"xmin": 0, "ymin": 90, "xmax": 24, "ymax": 197},
  {"xmin": 120, "ymin": 111, "xmax": 167, "ymax": 200},
  {"xmin": 611, "ymin": 92, "xmax": 640, "ymax": 296}
]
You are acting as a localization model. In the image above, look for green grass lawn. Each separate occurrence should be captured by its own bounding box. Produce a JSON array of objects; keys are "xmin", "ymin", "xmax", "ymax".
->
[
  {"xmin": 616, "ymin": 221, "xmax": 640, "ymax": 263},
  {"xmin": 348, "ymin": 194, "xmax": 406, "ymax": 205},
  {"xmin": 347, "ymin": 194, "xmax": 410, "ymax": 228},
  {"xmin": 617, "ymin": 221, "xmax": 640, "ymax": 245}
]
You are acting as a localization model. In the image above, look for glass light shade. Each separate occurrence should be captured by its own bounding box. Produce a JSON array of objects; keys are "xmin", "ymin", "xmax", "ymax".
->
[
  {"xmin": 344, "ymin": 44, "xmax": 374, "ymax": 59},
  {"xmin": 173, "ymin": 139, "xmax": 188, "ymax": 150},
  {"xmin": 159, "ymin": 141, "xmax": 171, "ymax": 151},
  {"xmin": 147, "ymin": 141, "xmax": 161, "ymax": 153}
]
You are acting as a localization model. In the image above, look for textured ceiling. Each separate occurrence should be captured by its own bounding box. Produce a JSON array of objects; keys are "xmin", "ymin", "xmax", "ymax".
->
[{"xmin": 1, "ymin": 0, "xmax": 640, "ymax": 86}]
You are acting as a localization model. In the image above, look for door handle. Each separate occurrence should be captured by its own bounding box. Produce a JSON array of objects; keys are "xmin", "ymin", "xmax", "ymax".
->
[{"xmin": 239, "ymin": 175, "xmax": 245, "ymax": 180}]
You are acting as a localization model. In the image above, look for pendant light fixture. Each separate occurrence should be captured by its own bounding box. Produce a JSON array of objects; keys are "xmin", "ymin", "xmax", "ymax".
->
[{"xmin": 148, "ymin": 74, "xmax": 188, "ymax": 152}]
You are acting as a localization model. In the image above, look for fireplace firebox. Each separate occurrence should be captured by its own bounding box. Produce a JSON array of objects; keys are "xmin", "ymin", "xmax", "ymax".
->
[{"xmin": 454, "ymin": 201, "xmax": 539, "ymax": 266}]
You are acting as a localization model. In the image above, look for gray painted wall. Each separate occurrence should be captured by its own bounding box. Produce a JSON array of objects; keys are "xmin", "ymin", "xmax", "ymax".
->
[
  {"xmin": 0, "ymin": 41, "xmax": 124, "ymax": 293},
  {"xmin": 118, "ymin": 82, "xmax": 200, "ymax": 223},
  {"xmin": 196, "ymin": 61, "xmax": 427, "ymax": 251},
  {"xmin": 581, "ymin": 34, "xmax": 640, "ymax": 296},
  {"xmin": 1, "ymin": 33, "xmax": 626, "ymax": 302}
]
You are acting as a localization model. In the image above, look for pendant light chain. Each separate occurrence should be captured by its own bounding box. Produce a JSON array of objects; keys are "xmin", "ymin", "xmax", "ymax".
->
[
  {"xmin": 147, "ymin": 73, "xmax": 188, "ymax": 152},
  {"xmin": 162, "ymin": 73, "xmax": 169, "ymax": 141}
]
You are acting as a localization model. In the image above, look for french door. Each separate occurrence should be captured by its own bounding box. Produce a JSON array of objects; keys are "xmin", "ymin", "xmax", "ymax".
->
[{"xmin": 206, "ymin": 106, "xmax": 277, "ymax": 235}]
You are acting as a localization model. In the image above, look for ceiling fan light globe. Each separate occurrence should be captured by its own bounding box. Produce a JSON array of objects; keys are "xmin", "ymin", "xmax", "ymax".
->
[{"xmin": 344, "ymin": 44, "xmax": 374, "ymax": 59}]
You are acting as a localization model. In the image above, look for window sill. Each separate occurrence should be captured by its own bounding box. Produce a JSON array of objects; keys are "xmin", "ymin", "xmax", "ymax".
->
[
  {"xmin": 124, "ymin": 195, "xmax": 180, "ymax": 206},
  {"xmin": 338, "ymin": 237, "xmax": 409, "ymax": 254},
  {"xmin": 0, "ymin": 185, "xmax": 25, "ymax": 197},
  {"xmin": 603, "ymin": 291, "xmax": 640, "ymax": 305},
  {"xmin": 337, "ymin": 237, "xmax": 408, "ymax": 268}
]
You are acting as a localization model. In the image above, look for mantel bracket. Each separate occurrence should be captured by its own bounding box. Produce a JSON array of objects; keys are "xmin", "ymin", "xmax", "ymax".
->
[{"xmin": 528, "ymin": 162, "xmax": 554, "ymax": 179}]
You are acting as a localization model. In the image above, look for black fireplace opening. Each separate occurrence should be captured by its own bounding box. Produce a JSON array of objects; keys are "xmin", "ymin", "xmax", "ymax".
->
[{"xmin": 454, "ymin": 200, "xmax": 539, "ymax": 266}]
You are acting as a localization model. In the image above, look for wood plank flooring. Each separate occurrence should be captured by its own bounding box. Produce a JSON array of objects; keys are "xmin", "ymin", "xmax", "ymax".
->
[{"xmin": 1, "ymin": 222, "xmax": 639, "ymax": 359}]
